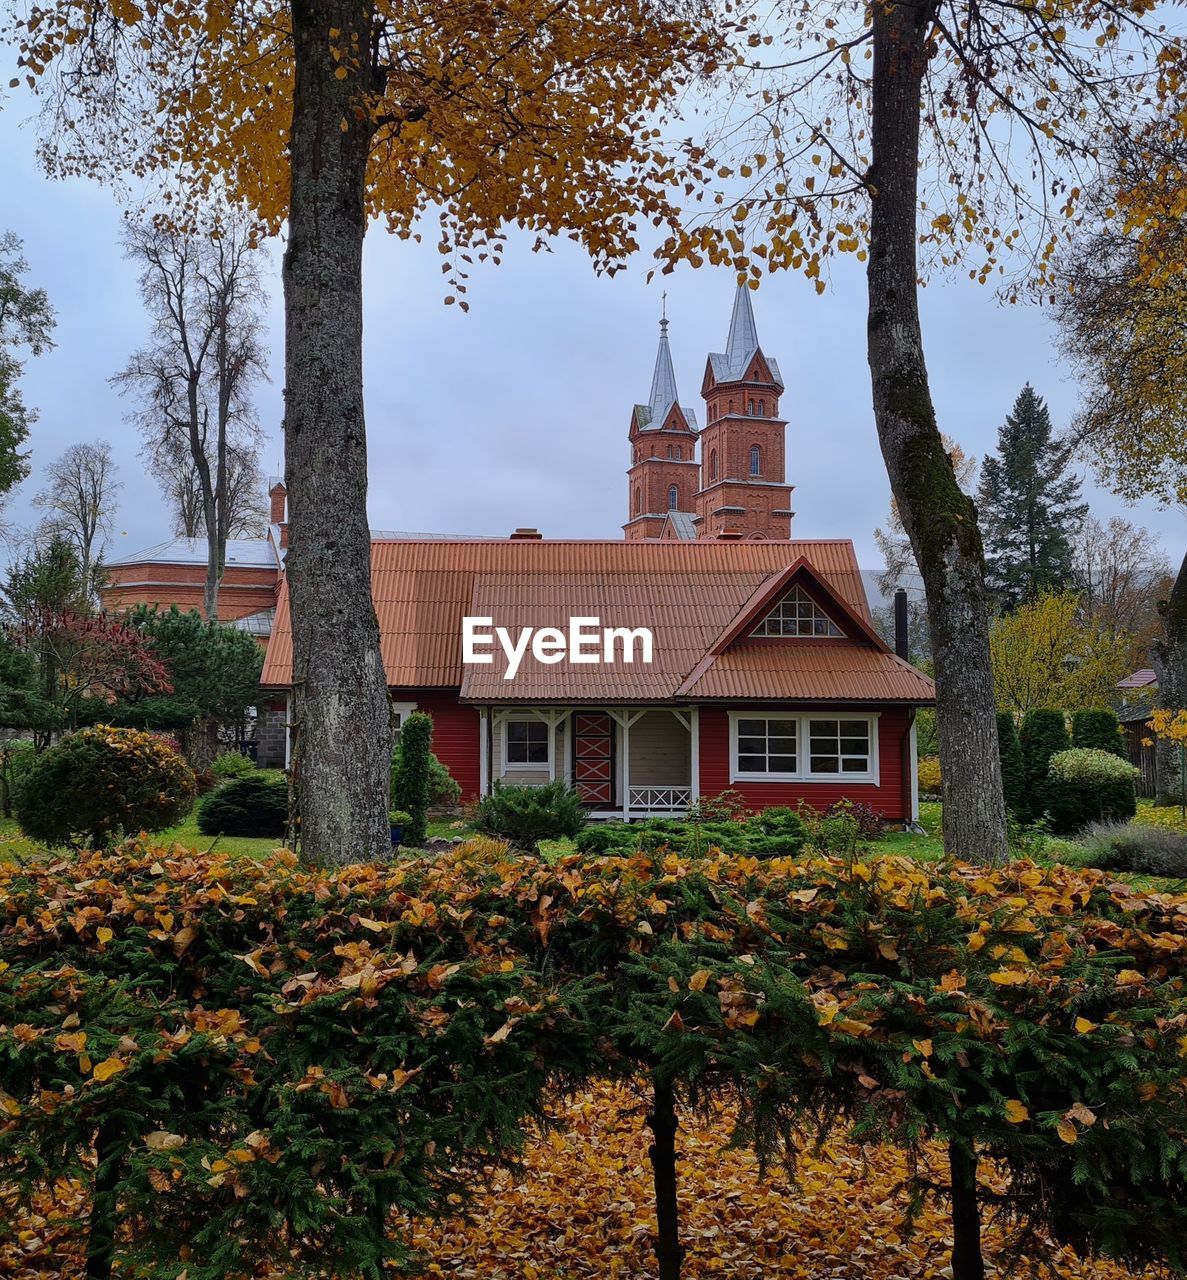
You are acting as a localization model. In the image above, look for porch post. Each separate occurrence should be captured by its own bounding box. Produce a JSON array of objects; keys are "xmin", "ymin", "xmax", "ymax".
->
[
  {"xmin": 284, "ymin": 692, "xmax": 293, "ymax": 770},
  {"xmin": 478, "ymin": 708, "xmax": 490, "ymax": 798},
  {"xmin": 622, "ymin": 712, "xmax": 632, "ymax": 822},
  {"xmin": 547, "ymin": 710, "xmax": 559, "ymax": 783},
  {"xmin": 690, "ymin": 706, "xmax": 700, "ymax": 804},
  {"xmin": 909, "ymin": 716, "xmax": 919, "ymax": 824}
]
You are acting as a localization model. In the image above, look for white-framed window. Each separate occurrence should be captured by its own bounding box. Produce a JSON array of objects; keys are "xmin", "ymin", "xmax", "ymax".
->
[
  {"xmin": 729, "ymin": 712, "xmax": 879, "ymax": 784},
  {"xmin": 752, "ymin": 586, "xmax": 843, "ymax": 638},
  {"xmin": 749, "ymin": 444, "xmax": 762, "ymax": 476},
  {"xmin": 504, "ymin": 717, "xmax": 552, "ymax": 769},
  {"xmin": 392, "ymin": 701, "xmax": 418, "ymax": 749}
]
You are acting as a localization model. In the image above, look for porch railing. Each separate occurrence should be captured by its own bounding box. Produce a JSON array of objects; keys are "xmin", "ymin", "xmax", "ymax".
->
[{"xmin": 628, "ymin": 786, "xmax": 691, "ymax": 812}]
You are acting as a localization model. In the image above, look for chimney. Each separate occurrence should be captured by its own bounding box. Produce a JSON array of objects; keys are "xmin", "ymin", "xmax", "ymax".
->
[
  {"xmin": 894, "ymin": 587, "xmax": 909, "ymax": 661},
  {"xmin": 269, "ymin": 480, "xmax": 287, "ymax": 526},
  {"xmin": 510, "ymin": 527, "xmax": 542, "ymax": 540}
]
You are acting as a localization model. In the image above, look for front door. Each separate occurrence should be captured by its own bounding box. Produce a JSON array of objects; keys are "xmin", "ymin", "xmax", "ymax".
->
[{"xmin": 571, "ymin": 711, "xmax": 615, "ymax": 808}]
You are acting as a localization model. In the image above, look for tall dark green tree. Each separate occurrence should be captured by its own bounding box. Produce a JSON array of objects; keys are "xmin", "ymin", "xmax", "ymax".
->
[
  {"xmin": 0, "ymin": 232, "xmax": 55, "ymax": 506},
  {"xmin": 977, "ymin": 386, "xmax": 1087, "ymax": 609}
]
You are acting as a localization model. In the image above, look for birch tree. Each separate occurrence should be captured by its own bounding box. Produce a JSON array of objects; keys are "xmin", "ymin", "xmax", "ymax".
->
[
  {"xmin": 115, "ymin": 222, "xmax": 267, "ymax": 623},
  {"xmin": 32, "ymin": 440, "xmax": 120, "ymax": 598}
]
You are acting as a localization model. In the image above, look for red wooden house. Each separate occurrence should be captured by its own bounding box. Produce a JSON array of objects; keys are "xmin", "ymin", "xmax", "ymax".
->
[{"xmin": 261, "ymin": 536, "xmax": 934, "ymax": 823}]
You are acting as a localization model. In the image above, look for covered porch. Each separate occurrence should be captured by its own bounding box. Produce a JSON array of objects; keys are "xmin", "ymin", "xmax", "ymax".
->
[{"xmin": 478, "ymin": 705, "xmax": 700, "ymax": 820}]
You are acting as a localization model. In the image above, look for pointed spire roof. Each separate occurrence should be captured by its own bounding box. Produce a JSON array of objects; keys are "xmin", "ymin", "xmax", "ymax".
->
[
  {"xmin": 725, "ymin": 284, "xmax": 760, "ymax": 373},
  {"xmin": 707, "ymin": 282, "xmax": 784, "ymax": 389},
  {"xmin": 648, "ymin": 316, "xmax": 678, "ymax": 424},
  {"xmin": 633, "ymin": 304, "xmax": 698, "ymax": 433}
]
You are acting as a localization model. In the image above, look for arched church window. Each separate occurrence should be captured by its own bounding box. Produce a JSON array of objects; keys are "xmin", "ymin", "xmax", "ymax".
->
[
  {"xmin": 749, "ymin": 445, "xmax": 762, "ymax": 476},
  {"xmin": 668, "ymin": 485, "xmax": 679, "ymax": 510},
  {"xmin": 709, "ymin": 450, "xmax": 718, "ymax": 481},
  {"xmin": 634, "ymin": 486, "xmax": 642, "ymax": 515},
  {"xmin": 758, "ymin": 399, "xmax": 765, "ymax": 416},
  {"xmin": 747, "ymin": 399, "xmax": 755, "ymax": 415},
  {"xmin": 675, "ymin": 446, "xmax": 682, "ymax": 459}
]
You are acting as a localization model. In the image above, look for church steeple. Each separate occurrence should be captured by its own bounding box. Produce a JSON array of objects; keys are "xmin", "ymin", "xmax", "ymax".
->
[
  {"xmin": 694, "ymin": 283, "xmax": 793, "ymax": 540},
  {"xmin": 647, "ymin": 315, "xmax": 679, "ymax": 426},
  {"xmin": 724, "ymin": 283, "xmax": 761, "ymax": 378},
  {"xmin": 624, "ymin": 302, "xmax": 700, "ymax": 541}
]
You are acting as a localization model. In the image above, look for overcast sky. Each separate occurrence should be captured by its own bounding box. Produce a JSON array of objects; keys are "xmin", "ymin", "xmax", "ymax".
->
[{"xmin": 1, "ymin": 105, "xmax": 1182, "ymax": 577}]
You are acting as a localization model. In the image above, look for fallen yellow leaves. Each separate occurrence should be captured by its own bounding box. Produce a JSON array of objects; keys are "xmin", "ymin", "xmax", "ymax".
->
[{"xmin": 405, "ymin": 1082, "xmax": 1154, "ymax": 1279}]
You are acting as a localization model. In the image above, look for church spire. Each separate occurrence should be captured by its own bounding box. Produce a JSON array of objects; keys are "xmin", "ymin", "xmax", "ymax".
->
[
  {"xmin": 647, "ymin": 308, "xmax": 679, "ymax": 426},
  {"xmin": 724, "ymin": 282, "xmax": 761, "ymax": 376}
]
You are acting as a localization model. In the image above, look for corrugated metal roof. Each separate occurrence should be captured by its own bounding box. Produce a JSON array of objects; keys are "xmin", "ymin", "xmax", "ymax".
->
[
  {"xmin": 107, "ymin": 536, "xmax": 278, "ymax": 569},
  {"xmin": 1117, "ymin": 668, "xmax": 1157, "ymax": 690},
  {"xmin": 680, "ymin": 643, "xmax": 936, "ymax": 703},
  {"xmin": 262, "ymin": 538, "xmax": 933, "ymax": 707}
]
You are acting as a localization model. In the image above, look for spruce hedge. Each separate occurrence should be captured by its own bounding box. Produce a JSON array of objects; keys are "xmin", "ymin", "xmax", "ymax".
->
[{"xmin": 1020, "ymin": 707, "xmax": 1070, "ymax": 821}]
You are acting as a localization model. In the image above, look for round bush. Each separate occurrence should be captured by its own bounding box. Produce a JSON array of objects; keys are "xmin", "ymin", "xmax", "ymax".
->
[
  {"xmin": 1045, "ymin": 747, "xmax": 1139, "ymax": 835},
  {"xmin": 14, "ymin": 725, "xmax": 195, "ymax": 849},
  {"xmin": 197, "ymin": 773, "xmax": 289, "ymax": 838},
  {"xmin": 475, "ymin": 781, "xmax": 585, "ymax": 848},
  {"xmin": 917, "ymin": 756, "xmax": 941, "ymax": 797},
  {"xmin": 211, "ymin": 750, "xmax": 257, "ymax": 780}
]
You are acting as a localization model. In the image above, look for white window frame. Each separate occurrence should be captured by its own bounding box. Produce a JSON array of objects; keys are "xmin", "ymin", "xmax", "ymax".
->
[
  {"xmin": 751, "ymin": 586, "xmax": 844, "ymax": 638},
  {"xmin": 502, "ymin": 715, "xmax": 553, "ymax": 771},
  {"xmin": 392, "ymin": 701, "xmax": 418, "ymax": 748},
  {"xmin": 728, "ymin": 711, "xmax": 880, "ymax": 785}
]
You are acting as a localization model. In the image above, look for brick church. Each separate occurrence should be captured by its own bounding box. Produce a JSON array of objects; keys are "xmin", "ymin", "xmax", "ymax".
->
[{"xmin": 624, "ymin": 286, "xmax": 794, "ymax": 542}]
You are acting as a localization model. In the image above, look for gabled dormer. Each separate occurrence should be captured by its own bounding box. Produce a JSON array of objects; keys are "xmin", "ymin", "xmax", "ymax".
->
[{"xmin": 751, "ymin": 585, "xmax": 844, "ymax": 638}]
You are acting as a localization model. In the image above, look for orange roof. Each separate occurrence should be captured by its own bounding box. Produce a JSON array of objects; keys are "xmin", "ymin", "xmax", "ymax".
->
[{"xmin": 261, "ymin": 538, "xmax": 935, "ymax": 706}]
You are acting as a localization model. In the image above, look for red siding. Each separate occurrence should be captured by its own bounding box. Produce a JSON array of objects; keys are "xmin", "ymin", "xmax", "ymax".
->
[
  {"xmin": 698, "ymin": 705, "xmax": 913, "ymax": 820},
  {"xmin": 396, "ymin": 689, "xmax": 482, "ymax": 802}
]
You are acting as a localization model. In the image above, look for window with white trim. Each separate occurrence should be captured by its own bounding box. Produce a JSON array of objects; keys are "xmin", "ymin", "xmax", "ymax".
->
[
  {"xmin": 729, "ymin": 712, "xmax": 878, "ymax": 783},
  {"xmin": 808, "ymin": 718, "xmax": 873, "ymax": 775},
  {"xmin": 752, "ymin": 586, "xmax": 843, "ymax": 638},
  {"xmin": 505, "ymin": 718, "xmax": 550, "ymax": 767},
  {"xmin": 735, "ymin": 716, "xmax": 797, "ymax": 776},
  {"xmin": 391, "ymin": 702, "xmax": 418, "ymax": 749}
]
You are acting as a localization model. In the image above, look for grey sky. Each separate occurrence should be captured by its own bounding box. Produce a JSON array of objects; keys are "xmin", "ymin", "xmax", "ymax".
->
[{"xmin": 1, "ymin": 106, "xmax": 1182, "ymax": 576}]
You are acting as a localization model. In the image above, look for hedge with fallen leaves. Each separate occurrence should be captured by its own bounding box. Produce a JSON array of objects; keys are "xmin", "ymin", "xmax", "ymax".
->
[{"xmin": 4, "ymin": 842, "xmax": 1187, "ymax": 1277}]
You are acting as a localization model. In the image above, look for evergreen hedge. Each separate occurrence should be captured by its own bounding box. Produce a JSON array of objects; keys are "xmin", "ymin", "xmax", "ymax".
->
[
  {"xmin": 1020, "ymin": 707, "xmax": 1070, "ymax": 821},
  {"xmin": 1071, "ymin": 707, "xmax": 1128, "ymax": 759},
  {"xmin": 391, "ymin": 711, "xmax": 433, "ymax": 847},
  {"xmin": 1045, "ymin": 747, "xmax": 1139, "ymax": 834},
  {"xmin": 996, "ymin": 711, "xmax": 1026, "ymax": 817},
  {"xmin": 6, "ymin": 845, "xmax": 1187, "ymax": 1278}
]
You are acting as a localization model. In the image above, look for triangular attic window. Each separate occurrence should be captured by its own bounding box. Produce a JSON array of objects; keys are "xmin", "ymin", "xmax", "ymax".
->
[{"xmin": 752, "ymin": 586, "xmax": 843, "ymax": 638}]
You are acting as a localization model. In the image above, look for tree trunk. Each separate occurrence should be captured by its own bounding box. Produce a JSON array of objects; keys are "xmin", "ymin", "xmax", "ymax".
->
[
  {"xmin": 866, "ymin": 0, "xmax": 1008, "ymax": 865},
  {"xmin": 1154, "ymin": 547, "xmax": 1187, "ymax": 805},
  {"xmin": 647, "ymin": 1076, "xmax": 684, "ymax": 1280},
  {"xmin": 948, "ymin": 1140, "xmax": 985, "ymax": 1280},
  {"xmin": 85, "ymin": 1121, "xmax": 122, "ymax": 1280},
  {"xmin": 284, "ymin": 0, "xmax": 392, "ymax": 865}
]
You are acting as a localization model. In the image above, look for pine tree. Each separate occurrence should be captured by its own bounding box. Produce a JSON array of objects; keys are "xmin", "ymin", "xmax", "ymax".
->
[{"xmin": 977, "ymin": 385, "xmax": 1087, "ymax": 608}]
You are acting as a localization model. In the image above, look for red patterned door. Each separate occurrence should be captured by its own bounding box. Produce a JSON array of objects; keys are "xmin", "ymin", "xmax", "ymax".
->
[{"xmin": 571, "ymin": 712, "xmax": 615, "ymax": 807}]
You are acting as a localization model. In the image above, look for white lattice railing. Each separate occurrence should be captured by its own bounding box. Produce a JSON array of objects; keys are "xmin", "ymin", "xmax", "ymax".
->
[{"xmin": 628, "ymin": 786, "xmax": 691, "ymax": 812}]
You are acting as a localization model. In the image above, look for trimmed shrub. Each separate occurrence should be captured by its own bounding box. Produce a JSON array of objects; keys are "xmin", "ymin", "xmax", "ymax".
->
[
  {"xmin": 1071, "ymin": 707, "xmax": 1128, "ymax": 759},
  {"xmin": 917, "ymin": 755, "xmax": 941, "ymax": 797},
  {"xmin": 197, "ymin": 773, "xmax": 288, "ymax": 839},
  {"xmin": 1045, "ymin": 747, "xmax": 1139, "ymax": 835},
  {"xmin": 1020, "ymin": 708, "xmax": 1070, "ymax": 821},
  {"xmin": 14, "ymin": 725, "xmax": 195, "ymax": 849},
  {"xmin": 1078, "ymin": 820, "xmax": 1187, "ymax": 877},
  {"xmin": 996, "ymin": 712, "xmax": 1026, "ymax": 817},
  {"xmin": 392, "ymin": 711, "xmax": 433, "ymax": 847},
  {"xmin": 476, "ymin": 780, "xmax": 585, "ymax": 848},
  {"xmin": 211, "ymin": 749, "xmax": 256, "ymax": 780},
  {"xmin": 392, "ymin": 744, "xmax": 461, "ymax": 812},
  {"xmin": 572, "ymin": 809, "xmax": 807, "ymax": 859}
]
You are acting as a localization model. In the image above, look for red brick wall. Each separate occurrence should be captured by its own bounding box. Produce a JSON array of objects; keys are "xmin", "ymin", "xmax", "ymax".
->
[
  {"xmin": 698, "ymin": 704, "xmax": 913, "ymax": 819},
  {"xmin": 101, "ymin": 562, "xmax": 279, "ymax": 620}
]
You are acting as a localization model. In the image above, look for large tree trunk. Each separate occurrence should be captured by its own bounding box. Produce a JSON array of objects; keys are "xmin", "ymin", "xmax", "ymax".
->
[
  {"xmin": 866, "ymin": 0, "xmax": 1008, "ymax": 865},
  {"xmin": 284, "ymin": 0, "xmax": 392, "ymax": 864},
  {"xmin": 1154, "ymin": 548, "xmax": 1187, "ymax": 805}
]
